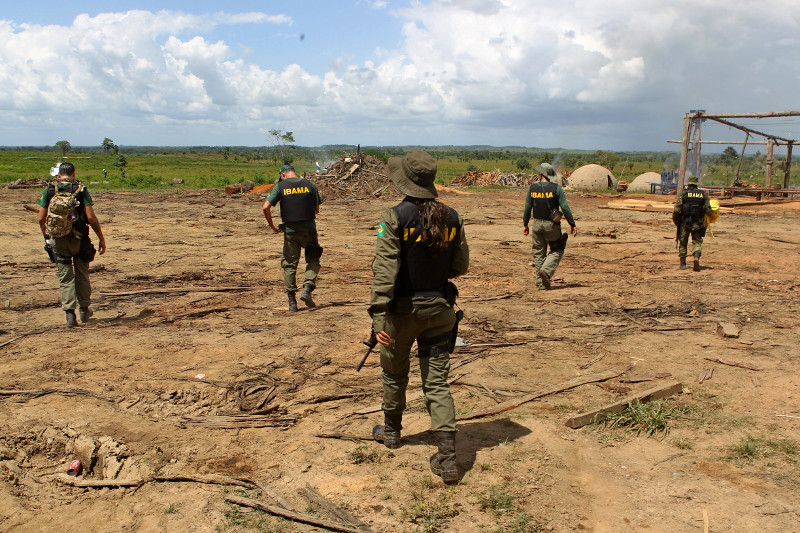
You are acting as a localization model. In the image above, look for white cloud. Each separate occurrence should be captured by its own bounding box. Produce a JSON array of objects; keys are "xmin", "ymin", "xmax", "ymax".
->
[{"xmin": 1, "ymin": 2, "xmax": 799, "ymax": 148}]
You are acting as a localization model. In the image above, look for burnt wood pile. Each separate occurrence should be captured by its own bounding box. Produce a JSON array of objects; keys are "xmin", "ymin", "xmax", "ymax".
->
[
  {"xmin": 449, "ymin": 169, "xmax": 538, "ymax": 187},
  {"xmin": 309, "ymin": 152, "xmax": 399, "ymax": 200}
]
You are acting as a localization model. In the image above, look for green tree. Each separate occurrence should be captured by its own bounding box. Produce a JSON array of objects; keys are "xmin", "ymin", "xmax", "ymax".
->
[
  {"xmin": 113, "ymin": 154, "xmax": 128, "ymax": 171},
  {"xmin": 538, "ymin": 152, "xmax": 554, "ymax": 164},
  {"xmin": 101, "ymin": 137, "xmax": 119, "ymax": 154},
  {"xmin": 268, "ymin": 129, "xmax": 296, "ymax": 165},
  {"xmin": 515, "ymin": 158, "xmax": 531, "ymax": 171},
  {"xmin": 595, "ymin": 150, "xmax": 621, "ymax": 171},
  {"xmin": 55, "ymin": 140, "xmax": 71, "ymax": 155},
  {"xmin": 219, "ymin": 147, "xmax": 231, "ymax": 160},
  {"xmin": 719, "ymin": 146, "xmax": 738, "ymax": 167}
]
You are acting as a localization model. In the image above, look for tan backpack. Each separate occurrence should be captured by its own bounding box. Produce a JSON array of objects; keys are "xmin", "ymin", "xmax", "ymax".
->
[{"xmin": 45, "ymin": 183, "xmax": 85, "ymax": 238}]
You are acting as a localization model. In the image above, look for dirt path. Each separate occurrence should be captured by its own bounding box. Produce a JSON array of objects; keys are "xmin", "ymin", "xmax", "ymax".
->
[{"xmin": 1, "ymin": 187, "xmax": 799, "ymax": 532}]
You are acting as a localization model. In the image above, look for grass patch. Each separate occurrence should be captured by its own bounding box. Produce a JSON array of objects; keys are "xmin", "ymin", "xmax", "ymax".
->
[
  {"xmin": 347, "ymin": 445, "xmax": 388, "ymax": 464},
  {"xmin": 477, "ymin": 485, "xmax": 515, "ymax": 515},
  {"xmin": 485, "ymin": 511, "xmax": 546, "ymax": 533},
  {"xmin": 402, "ymin": 477, "xmax": 458, "ymax": 532},
  {"xmin": 163, "ymin": 502, "xmax": 180, "ymax": 514},
  {"xmin": 727, "ymin": 435, "xmax": 799, "ymax": 466},
  {"xmin": 600, "ymin": 399, "xmax": 690, "ymax": 437}
]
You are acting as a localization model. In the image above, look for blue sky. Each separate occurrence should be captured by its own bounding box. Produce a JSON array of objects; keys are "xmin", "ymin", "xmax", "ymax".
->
[{"xmin": 1, "ymin": 1, "xmax": 799, "ymax": 151}]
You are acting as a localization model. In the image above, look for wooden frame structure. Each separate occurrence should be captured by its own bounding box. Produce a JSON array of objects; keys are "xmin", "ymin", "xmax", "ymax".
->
[{"xmin": 677, "ymin": 110, "xmax": 800, "ymax": 193}]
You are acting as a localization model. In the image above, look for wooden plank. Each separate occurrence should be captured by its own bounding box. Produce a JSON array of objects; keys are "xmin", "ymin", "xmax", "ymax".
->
[
  {"xmin": 457, "ymin": 369, "xmax": 624, "ymax": 421},
  {"xmin": 564, "ymin": 381, "xmax": 683, "ymax": 429}
]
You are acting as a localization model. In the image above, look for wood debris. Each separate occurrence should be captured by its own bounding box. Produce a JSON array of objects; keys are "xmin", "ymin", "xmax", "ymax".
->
[
  {"xmin": 564, "ymin": 381, "xmax": 684, "ymax": 429},
  {"xmin": 311, "ymin": 151, "xmax": 398, "ymax": 200},
  {"xmin": 449, "ymin": 169, "xmax": 538, "ymax": 187}
]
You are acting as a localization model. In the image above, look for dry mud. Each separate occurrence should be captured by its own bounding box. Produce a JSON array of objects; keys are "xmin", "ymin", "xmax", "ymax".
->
[{"xmin": 1, "ymin": 187, "xmax": 799, "ymax": 532}]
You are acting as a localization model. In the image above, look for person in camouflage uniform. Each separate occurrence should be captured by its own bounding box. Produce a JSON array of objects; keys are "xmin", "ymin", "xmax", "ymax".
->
[
  {"xmin": 673, "ymin": 175, "xmax": 712, "ymax": 271},
  {"xmin": 36, "ymin": 162, "xmax": 106, "ymax": 327},
  {"xmin": 369, "ymin": 151, "xmax": 469, "ymax": 484}
]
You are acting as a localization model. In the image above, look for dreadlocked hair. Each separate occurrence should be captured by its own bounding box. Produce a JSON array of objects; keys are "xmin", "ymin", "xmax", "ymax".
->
[{"xmin": 416, "ymin": 199, "xmax": 452, "ymax": 254}]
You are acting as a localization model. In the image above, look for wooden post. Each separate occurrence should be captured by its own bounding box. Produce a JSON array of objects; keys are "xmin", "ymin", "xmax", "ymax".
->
[
  {"xmin": 784, "ymin": 143, "xmax": 793, "ymax": 192},
  {"xmin": 678, "ymin": 114, "xmax": 692, "ymax": 192},
  {"xmin": 766, "ymin": 140, "xmax": 774, "ymax": 188},
  {"xmin": 692, "ymin": 118, "xmax": 703, "ymax": 178}
]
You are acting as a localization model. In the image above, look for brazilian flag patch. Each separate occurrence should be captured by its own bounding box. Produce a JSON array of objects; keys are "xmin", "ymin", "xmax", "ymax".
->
[{"xmin": 377, "ymin": 223, "xmax": 385, "ymax": 237}]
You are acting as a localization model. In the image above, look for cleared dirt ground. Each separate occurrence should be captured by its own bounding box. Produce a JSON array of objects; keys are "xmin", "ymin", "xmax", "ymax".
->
[{"xmin": 1, "ymin": 186, "xmax": 799, "ymax": 532}]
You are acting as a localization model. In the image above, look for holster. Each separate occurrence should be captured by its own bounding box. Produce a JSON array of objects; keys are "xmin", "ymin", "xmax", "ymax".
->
[
  {"xmin": 44, "ymin": 243, "xmax": 56, "ymax": 264},
  {"xmin": 444, "ymin": 281, "xmax": 459, "ymax": 306},
  {"xmin": 448, "ymin": 309, "xmax": 464, "ymax": 353},
  {"xmin": 550, "ymin": 208, "xmax": 563, "ymax": 223},
  {"xmin": 548, "ymin": 232, "xmax": 568, "ymax": 253},
  {"xmin": 77, "ymin": 238, "xmax": 96, "ymax": 263},
  {"xmin": 305, "ymin": 233, "xmax": 323, "ymax": 261}
]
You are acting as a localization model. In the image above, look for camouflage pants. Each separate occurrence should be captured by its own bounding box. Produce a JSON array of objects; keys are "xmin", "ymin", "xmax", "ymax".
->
[
  {"xmin": 530, "ymin": 219, "xmax": 565, "ymax": 287},
  {"xmin": 379, "ymin": 298, "xmax": 457, "ymax": 432},
  {"xmin": 678, "ymin": 223, "xmax": 705, "ymax": 257},
  {"xmin": 281, "ymin": 229, "xmax": 320, "ymax": 293},
  {"xmin": 53, "ymin": 236, "xmax": 91, "ymax": 311}
]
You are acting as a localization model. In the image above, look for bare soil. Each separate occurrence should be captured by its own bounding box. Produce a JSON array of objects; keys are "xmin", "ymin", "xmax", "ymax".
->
[{"xmin": 1, "ymin": 187, "xmax": 799, "ymax": 533}]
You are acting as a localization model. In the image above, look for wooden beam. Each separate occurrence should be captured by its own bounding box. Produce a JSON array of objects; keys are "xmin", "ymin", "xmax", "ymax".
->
[
  {"xmin": 766, "ymin": 140, "xmax": 774, "ymax": 188},
  {"xmin": 457, "ymin": 368, "xmax": 624, "ymax": 421},
  {"xmin": 678, "ymin": 114, "xmax": 692, "ymax": 191},
  {"xmin": 667, "ymin": 140, "xmax": 772, "ymax": 145},
  {"xmin": 564, "ymin": 381, "xmax": 683, "ymax": 429},
  {"xmin": 784, "ymin": 144, "xmax": 793, "ymax": 190},
  {"xmin": 690, "ymin": 110, "xmax": 800, "ymax": 119},
  {"xmin": 702, "ymin": 115, "xmax": 795, "ymax": 144}
]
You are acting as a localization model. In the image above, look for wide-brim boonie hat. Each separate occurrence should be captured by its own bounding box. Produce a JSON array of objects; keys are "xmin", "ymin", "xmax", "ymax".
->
[
  {"xmin": 534, "ymin": 162, "xmax": 557, "ymax": 178},
  {"xmin": 388, "ymin": 150, "xmax": 438, "ymax": 199},
  {"xmin": 687, "ymin": 175, "xmax": 699, "ymax": 184}
]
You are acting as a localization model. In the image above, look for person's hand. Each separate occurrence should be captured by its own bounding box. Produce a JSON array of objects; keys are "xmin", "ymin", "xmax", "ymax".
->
[
  {"xmin": 375, "ymin": 330, "xmax": 391, "ymax": 347},
  {"xmin": 270, "ymin": 225, "xmax": 282, "ymax": 234},
  {"xmin": 570, "ymin": 226, "xmax": 578, "ymax": 237},
  {"xmin": 522, "ymin": 225, "xmax": 529, "ymax": 236},
  {"xmin": 98, "ymin": 237, "xmax": 106, "ymax": 255}
]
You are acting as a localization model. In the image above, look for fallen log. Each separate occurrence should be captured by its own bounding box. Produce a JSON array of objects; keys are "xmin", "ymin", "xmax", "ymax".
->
[
  {"xmin": 180, "ymin": 413, "xmax": 300, "ymax": 429},
  {"xmin": 457, "ymin": 369, "xmax": 624, "ymax": 421},
  {"xmin": 225, "ymin": 495, "xmax": 369, "ymax": 533},
  {"xmin": 704, "ymin": 357, "xmax": 761, "ymax": 371},
  {"xmin": 99, "ymin": 286, "xmax": 253, "ymax": 298},
  {"xmin": 564, "ymin": 381, "xmax": 684, "ymax": 429}
]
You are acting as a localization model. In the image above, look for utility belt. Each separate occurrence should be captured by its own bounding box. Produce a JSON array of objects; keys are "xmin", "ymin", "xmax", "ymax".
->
[{"xmin": 415, "ymin": 281, "xmax": 463, "ymax": 358}]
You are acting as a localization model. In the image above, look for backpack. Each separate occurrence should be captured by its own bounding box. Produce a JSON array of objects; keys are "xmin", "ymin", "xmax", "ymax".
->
[{"xmin": 45, "ymin": 183, "xmax": 85, "ymax": 238}]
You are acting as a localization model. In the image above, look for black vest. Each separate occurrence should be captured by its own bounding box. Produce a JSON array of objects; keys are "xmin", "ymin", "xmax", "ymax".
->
[
  {"xmin": 45, "ymin": 182, "xmax": 89, "ymax": 237},
  {"xmin": 681, "ymin": 188, "xmax": 707, "ymax": 223},
  {"xmin": 392, "ymin": 199, "xmax": 461, "ymax": 298},
  {"xmin": 529, "ymin": 181, "xmax": 559, "ymax": 220},
  {"xmin": 277, "ymin": 178, "xmax": 316, "ymax": 222}
]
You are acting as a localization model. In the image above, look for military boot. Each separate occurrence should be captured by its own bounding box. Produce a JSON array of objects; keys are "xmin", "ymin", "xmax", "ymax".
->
[
  {"xmin": 372, "ymin": 413, "xmax": 402, "ymax": 449},
  {"xmin": 430, "ymin": 431, "xmax": 458, "ymax": 484},
  {"xmin": 536, "ymin": 270, "xmax": 551, "ymax": 289},
  {"xmin": 299, "ymin": 284, "xmax": 316, "ymax": 308},
  {"xmin": 65, "ymin": 310, "xmax": 78, "ymax": 328},
  {"xmin": 287, "ymin": 292, "xmax": 298, "ymax": 312},
  {"xmin": 79, "ymin": 307, "xmax": 93, "ymax": 323},
  {"xmin": 693, "ymin": 252, "xmax": 701, "ymax": 272},
  {"xmin": 679, "ymin": 256, "xmax": 687, "ymax": 270}
]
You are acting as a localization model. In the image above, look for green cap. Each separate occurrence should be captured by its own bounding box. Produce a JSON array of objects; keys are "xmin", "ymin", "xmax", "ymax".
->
[{"xmin": 279, "ymin": 164, "xmax": 295, "ymax": 174}]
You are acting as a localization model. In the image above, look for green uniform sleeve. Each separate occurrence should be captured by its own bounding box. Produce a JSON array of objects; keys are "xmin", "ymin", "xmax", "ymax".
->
[
  {"xmin": 266, "ymin": 187, "xmax": 280, "ymax": 206},
  {"xmin": 555, "ymin": 186, "xmax": 576, "ymax": 227},
  {"xmin": 522, "ymin": 190, "xmax": 532, "ymax": 226},
  {"xmin": 311, "ymin": 182, "xmax": 322, "ymax": 206},
  {"xmin": 36, "ymin": 188, "xmax": 50, "ymax": 208},
  {"xmin": 369, "ymin": 209, "xmax": 401, "ymax": 332},
  {"xmin": 81, "ymin": 188, "xmax": 94, "ymax": 206},
  {"xmin": 450, "ymin": 215, "xmax": 469, "ymax": 278},
  {"xmin": 673, "ymin": 193, "xmax": 683, "ymax": 219}
]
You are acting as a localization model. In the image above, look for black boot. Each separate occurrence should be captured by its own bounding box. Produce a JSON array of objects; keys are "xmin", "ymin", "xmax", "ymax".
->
[
  {"xmin": 300, "ymin": 284, "xmax": 316, "ymax": 307},
  {"xmin": 287, "ymin": 292, "xmax": 298, "ymax": 312},
  {"xmin": 693, "ymin": 252, "xmax": 701, "ymax": 272},
  {"xmin": 372, "ymin": 413, "xmax": 402, "ymax": 449},
  {"xmin": 65, "ymin": 310, "xmax": 78, "ymax": 328},
  {"xmin": 679, "ymin": 256, "xmax": 687, "ymax": 270},
  {"xmin": 430, "ymin": 431, "xmax": 458, "ymax": 484},
  {"xmin": 79, "ymin": 307, "xmax": 93, "ymax": 323}
]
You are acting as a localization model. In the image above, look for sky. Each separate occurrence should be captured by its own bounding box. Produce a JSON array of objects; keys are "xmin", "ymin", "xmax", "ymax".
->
[{"xmin": 1, "ymin": 0, "xmax": 799, "ymax": 151}]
